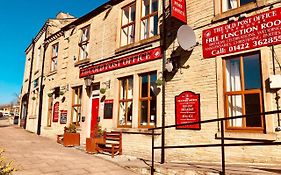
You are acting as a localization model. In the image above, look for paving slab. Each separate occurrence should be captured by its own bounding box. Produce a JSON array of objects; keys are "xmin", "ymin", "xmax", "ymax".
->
[{"xmin": 0, "ymin": 123, "xmax": 137, "ymax": 175}]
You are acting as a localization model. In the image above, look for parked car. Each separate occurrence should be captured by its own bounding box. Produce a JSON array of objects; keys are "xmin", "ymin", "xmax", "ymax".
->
[{"xmin": 0, "ymin": 112, "xmax": 3, "ymax": 118}]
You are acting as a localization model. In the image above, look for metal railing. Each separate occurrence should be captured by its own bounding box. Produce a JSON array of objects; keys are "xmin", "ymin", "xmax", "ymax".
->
[{"xmin": 149, "ymin": 110, "xmax": 281, "ymax": 175}]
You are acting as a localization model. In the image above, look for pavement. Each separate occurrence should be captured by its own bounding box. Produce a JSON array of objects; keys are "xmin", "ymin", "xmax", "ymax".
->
[
  {"xmin": 0, "ymin": 117, "xmax": 281, "ymax": 175},
  {"xmin": 0, "ymin": 118, "xmax": 137, "ymax": 175}
]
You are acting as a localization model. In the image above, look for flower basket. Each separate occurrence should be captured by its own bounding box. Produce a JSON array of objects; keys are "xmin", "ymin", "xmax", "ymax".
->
[
  {"xmin": 47, "ymin": 93, "xmax": 53, "ymax": 97},
  {"xmin": 59, "ymin": 91, "xmax": 64, "ymax": 96},
  {"xmin": 31, "ymin": 97, "xmax": 36, "ymax": 100},
  {"xmin": 155, "ymin": 79, "xmax": 163, "ymax": 86},
  {"xmin": 100, "ymin": 88, "xmax": 106, "ymax": 94}
]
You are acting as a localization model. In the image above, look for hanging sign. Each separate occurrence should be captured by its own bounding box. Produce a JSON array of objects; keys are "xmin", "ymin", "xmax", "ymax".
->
[
  {"xmin": 175, "ymin": 91, "xmax": 200, "ymax": 129},
  {"xmin": 203, "ymin": 7, "xmax": 281, "ymax": 58},
  {"xmin": 53, "ymin": 102, "xmax": 59, "ymax": 122},
  {"xmin": 171, "ymin": 0, "xmax": 187, "ymax": 23},
  {"xmin": 80, "ymin": 47, "xmax": 162, "ymax": 78},
  {"xmin": 60, "ymin": 110, "xmax": 67, "ymax": 124}
]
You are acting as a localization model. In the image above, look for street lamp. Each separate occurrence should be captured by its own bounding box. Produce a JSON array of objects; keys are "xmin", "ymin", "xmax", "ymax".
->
[{"xmin": 84, "ymin": 75, "xmax": 94, "ymax": 87}]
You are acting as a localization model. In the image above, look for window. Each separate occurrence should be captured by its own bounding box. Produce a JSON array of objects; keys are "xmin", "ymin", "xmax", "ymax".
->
[
  {"xmin": 51, "ymin": 43, "xmax": 58, "ymax": 72},
  {"xmin": 222, "ymin": 0, "xmax": 255, "ymax": 12},
  {"xmin": 36, "ymin": 46, "xmax": 42, "ymax": 71},
  {"xmin": 139, "ymin": 72, "xmax": 157, "ymax": 128},
  {"xmin": 120, "ymin": 0, "xmax": 159, "ymax": 47},
  {"xmin": 71, "ymin": 86, "xmax": 82, "ymax": 126},
  {"xmin": 141, "ymin": 0, "xmax": 159, "ymax": 40},
  {"xmin": 118, "ymin": 76, "xmax": 133, "ymax": 127},
  {"xmin": 79, "ymin": 26, "xmax": 90, "ymax": 60},
  {"xmin": 121, "ymin": 3, "xmax": 136, "ymax": 46},
  {"xmin": 223, "ymin": 52, "xmax": 264, "ymax": 131},
  {"xmin": 47, "ymin": 96, "xmax": 53, "ymax": 127}
]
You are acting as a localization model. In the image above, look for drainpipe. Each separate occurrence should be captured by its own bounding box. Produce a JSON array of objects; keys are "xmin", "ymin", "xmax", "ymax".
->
[
  {"xmin": 37, "ymin": 24, "xmax": 49, "ymax": 135},
  {"xmin": 161, "ymin": 0, "xmax": 167, "ymax": 164},
  {"xmin": 25, "ymin": 39, "xmax": 36, "ymax": 129}
]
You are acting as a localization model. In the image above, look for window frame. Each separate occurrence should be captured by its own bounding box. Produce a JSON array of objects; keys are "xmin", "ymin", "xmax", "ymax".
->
[
  {"xmin": 51, "ymin": 43, "xmax": 59, "ymax": 72},
  {"xmin": 47, "ymin": 96, "xmax": 53, "ymax": 127},
  {"xmin": 222, "ymin": 51, "xmax": 264, "ymax": 132},
  {"xmin": 138, "ymin": 71, "xmax": 157, "ymax": 128},
  {"xmin": 120, "ymin": 2, "xmax": 136, "ymax": 47},
  {"xmin": 71, "ymin": 86, "xmax": 82, "ymax": 126},
  {"xmin": 140, "ymin": 0, "xmax": 159, "ymax": 40},
  {"xmin": 117, "ymin": 76, "xmax": 133, "ymax": 128},
  {"xmin": 221, "ymin": 0, "xmax": 256, "ymax": 13},
  {"xmin": 78, "ymin": 25, "xmax": 90, "ymax": 61}
]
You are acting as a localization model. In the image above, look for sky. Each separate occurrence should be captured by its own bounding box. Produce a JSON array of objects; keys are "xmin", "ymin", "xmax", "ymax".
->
[{"xmin": 0, "ymin": 0, "xmax": 108, "ymax": 105}]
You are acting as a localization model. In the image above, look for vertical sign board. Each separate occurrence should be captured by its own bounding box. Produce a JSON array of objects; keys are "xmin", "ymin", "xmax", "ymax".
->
[
  {"xmin": 53, "ymin": 102, "xmax": 59, "ymax": 122},
  {"xmin": 171, "ymin": 0, "xmax": 187, "ymax": 23},
  {"xmin": 60, "ymin": 110, "xmax": 67, "ymax": 124},
  {"xmin": 202, "ymin": 7, "xmax": 281, "ymax": 58},
  {"xmin": 104, "ymin": 99, "xmax": 113, "ymax": 119},
  {"xmin": 175, "ymin": 91, "xmax": 200, "ymax": 129}
]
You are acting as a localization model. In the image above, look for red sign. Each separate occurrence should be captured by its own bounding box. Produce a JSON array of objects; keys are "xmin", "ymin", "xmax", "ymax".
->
[
  {"xmin": 171, "ymin": 0, "xmax": 187, "ymax": 23},
  {"xmin": 105, "ymin": 99, "xmax": 113, "ymax": 104},
  {"xmin": 53, "ymin": 102, "xmax": 59, "ymax": 122},
  {"xmin": 175, "ymin": 91, "xmax": 200, "ymax": 129},
  {"xmin": 80, "ymin": 47, "xmax": 162, "ymax": 78},
  {"xmin": 203, "ymin": 7, "xmax": 281, "ymax": 58}
]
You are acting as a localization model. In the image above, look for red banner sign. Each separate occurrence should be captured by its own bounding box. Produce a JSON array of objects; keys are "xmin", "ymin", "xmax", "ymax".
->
[
  {"xmin": 203, "ymin": 7, "xmax": 281, "ymax": 58},
  {"xmin": 53, "ymin": 102, "xmax": 59, "ymax": 122},
  {"xmin": 80, "ymin": 47, "xmax": 162, "ymax": 78},
  {"xmin": 175, "ymin": 91, "xmax": 200, "ymax": 129},
  {"xmin": 171, "ymin": 0, "xmax": 187, "ymax": 23}
]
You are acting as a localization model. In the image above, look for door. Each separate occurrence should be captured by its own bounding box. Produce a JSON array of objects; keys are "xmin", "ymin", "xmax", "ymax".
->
[{"xmin": 90, "ymin": 98, "xmax": 99, "ymax": 138}]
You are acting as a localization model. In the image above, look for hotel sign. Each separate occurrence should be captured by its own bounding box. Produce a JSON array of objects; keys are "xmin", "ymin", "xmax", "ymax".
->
[
  {"xmin": 171, "ymin": 0, "xmax": 187, "ymax": 23},
  {"xmin": 80, "ymin": 47, "xmax": 162, "ymax": 78},
  {"xmin": 203, "ymin": 7, "xmax": 281, "ymax": 58},
  {"xmin": 175, "ymin": 91, "xmax": 200, "ymax": 130}
]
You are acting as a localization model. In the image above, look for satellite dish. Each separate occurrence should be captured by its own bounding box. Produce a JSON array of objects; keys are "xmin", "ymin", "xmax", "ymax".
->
[{"xmin": 177, "ymin": 25, "xmax": 197, "ymax": 51}]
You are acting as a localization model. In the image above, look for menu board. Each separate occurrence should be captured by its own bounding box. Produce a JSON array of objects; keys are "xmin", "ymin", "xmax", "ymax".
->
[
  {"xmin": 60, "ymin": 110, "xmax": 67, "ymax": 124},
  {"xmin": 175, "ymin": 91, "xmax": 200, "ymax": 129},
  {"xmin": 53, "ymin": 102, "xmax": 59, "ymax": 122}
]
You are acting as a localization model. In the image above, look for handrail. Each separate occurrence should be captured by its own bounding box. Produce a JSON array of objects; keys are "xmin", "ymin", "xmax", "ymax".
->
[{"xmin": 150, "ymin": 110, "xmax": 281, "ymax": 175}]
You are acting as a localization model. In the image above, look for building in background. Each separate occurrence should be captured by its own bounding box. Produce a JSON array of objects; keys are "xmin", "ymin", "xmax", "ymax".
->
[{"xmin": 20, "ymin": 0, "xmax": 281, "ymax": 164}]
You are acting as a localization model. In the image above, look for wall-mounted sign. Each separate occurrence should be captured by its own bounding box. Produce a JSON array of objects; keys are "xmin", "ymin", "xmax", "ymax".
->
[
  {"xmin": 175, "ymin": 91, "xmax": 200, "ymax": 129},
  {"xmin": 80, "ymin": 47, "xmax": 162, "ymax": 78},
  {"xmin": 104, "ymin": 99, "xmax": 113, "ymax": 119},
  {"xmin": 53, "ymin": 102, "xmax": 59, "ymax": 122},
  {"xmin": 171, "ymin": 0, "xmax": 187, "ymax": 23},
  {"xmin": 60, "ymin": 110, "xmax": 67, "ymax": 124},
  {"xmin": 203, "ymin": 7, "xmax": 281, "ymax": 58}
]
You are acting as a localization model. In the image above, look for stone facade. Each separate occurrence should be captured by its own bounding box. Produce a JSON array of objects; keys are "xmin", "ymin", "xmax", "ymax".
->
[{"xmin": 20, "ymin": 0, "xmax": 281, "ymax": 165}]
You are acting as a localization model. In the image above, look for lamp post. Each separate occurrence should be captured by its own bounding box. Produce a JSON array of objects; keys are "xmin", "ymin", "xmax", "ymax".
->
[{"xmin": 84, "ymin": 75, "xmax": 94, "ymax": 87}]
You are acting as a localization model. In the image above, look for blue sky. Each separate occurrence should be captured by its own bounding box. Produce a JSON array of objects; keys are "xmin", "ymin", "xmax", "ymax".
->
[{"xmin": 0, "ymin": 0, "xmax": 107, "ymax": 105}]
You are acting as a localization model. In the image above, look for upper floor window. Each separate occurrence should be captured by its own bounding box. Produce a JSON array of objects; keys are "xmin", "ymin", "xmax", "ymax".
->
[
  {"xmin": 141, "ymin": 0, "xmax": 159, "ymax": 40},
  {"xmin": 36, "ymin": 46, "xmax": 42, "ymax": 71},
  {"xmin": 79, "ymin": 26, "xmax": 90, "ymax": 60},
  {"xmin": 51, "ymin": 43, "xmax": 58, "ymax": 72},
  {"xmin": 121, "ymin": 3, "xmax": 136, "ymax": 47},
  {"xmin": 222, "ymin": 0, "xmax": 255, "ymax": 12},
  {"xmin": 223, "ymin": 52, "xmax": 264, "ymax": 131},
  {"xmin": 120, "ymin": 0, "xmax": 159, "ymax": 47}
]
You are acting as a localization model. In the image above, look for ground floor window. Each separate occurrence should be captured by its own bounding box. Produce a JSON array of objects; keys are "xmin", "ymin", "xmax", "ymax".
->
[
  {"xmin": 223, "ymin": 52, "xmax": 264, "ymax": 131},
  {"xmin": 71, "ymin": 86, "xmax": 82, "ymax": 126},
  {"xmin": 47, "ymin": 96, "xmax": 53, "ymax": 127},
  {"xmin": 139, "ymin": 71, "xmax": 157, "ymax": 128},
  {"xmin": 118, "ymin": 76, "xmax": 133, "ymax": 127}
]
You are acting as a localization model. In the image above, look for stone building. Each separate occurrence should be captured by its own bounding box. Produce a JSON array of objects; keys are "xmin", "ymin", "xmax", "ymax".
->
[{"xmin": 20, "ymin": 0, "xmax": 281, "ymax": 165}]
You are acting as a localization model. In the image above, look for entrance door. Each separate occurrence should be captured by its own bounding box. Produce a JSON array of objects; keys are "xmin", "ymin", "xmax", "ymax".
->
[{"xmin": 90, "ymin": 98, "xmax": 99, "ymax": 138}]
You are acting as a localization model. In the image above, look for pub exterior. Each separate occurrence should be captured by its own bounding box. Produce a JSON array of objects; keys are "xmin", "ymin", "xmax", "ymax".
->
[{"xmin": 20, "ymin": 0, "xmax": 281, "ymax": 164}]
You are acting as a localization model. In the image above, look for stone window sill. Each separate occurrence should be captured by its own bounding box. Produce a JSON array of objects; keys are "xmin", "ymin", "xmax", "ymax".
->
[
  {"xmin": 74, "ymin": 58, "xmax": 90, "ymax": 67},
  {"xmin": 215, "ymin": 132, "xmax": 277, "ymax": 141},
  {"xmin": 47, "ymin": 70, "xmax": 57, "ymax": 77},
  {"xmin": 115, "ymin": 128, "xmax": 161, "ymax": 135}
]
